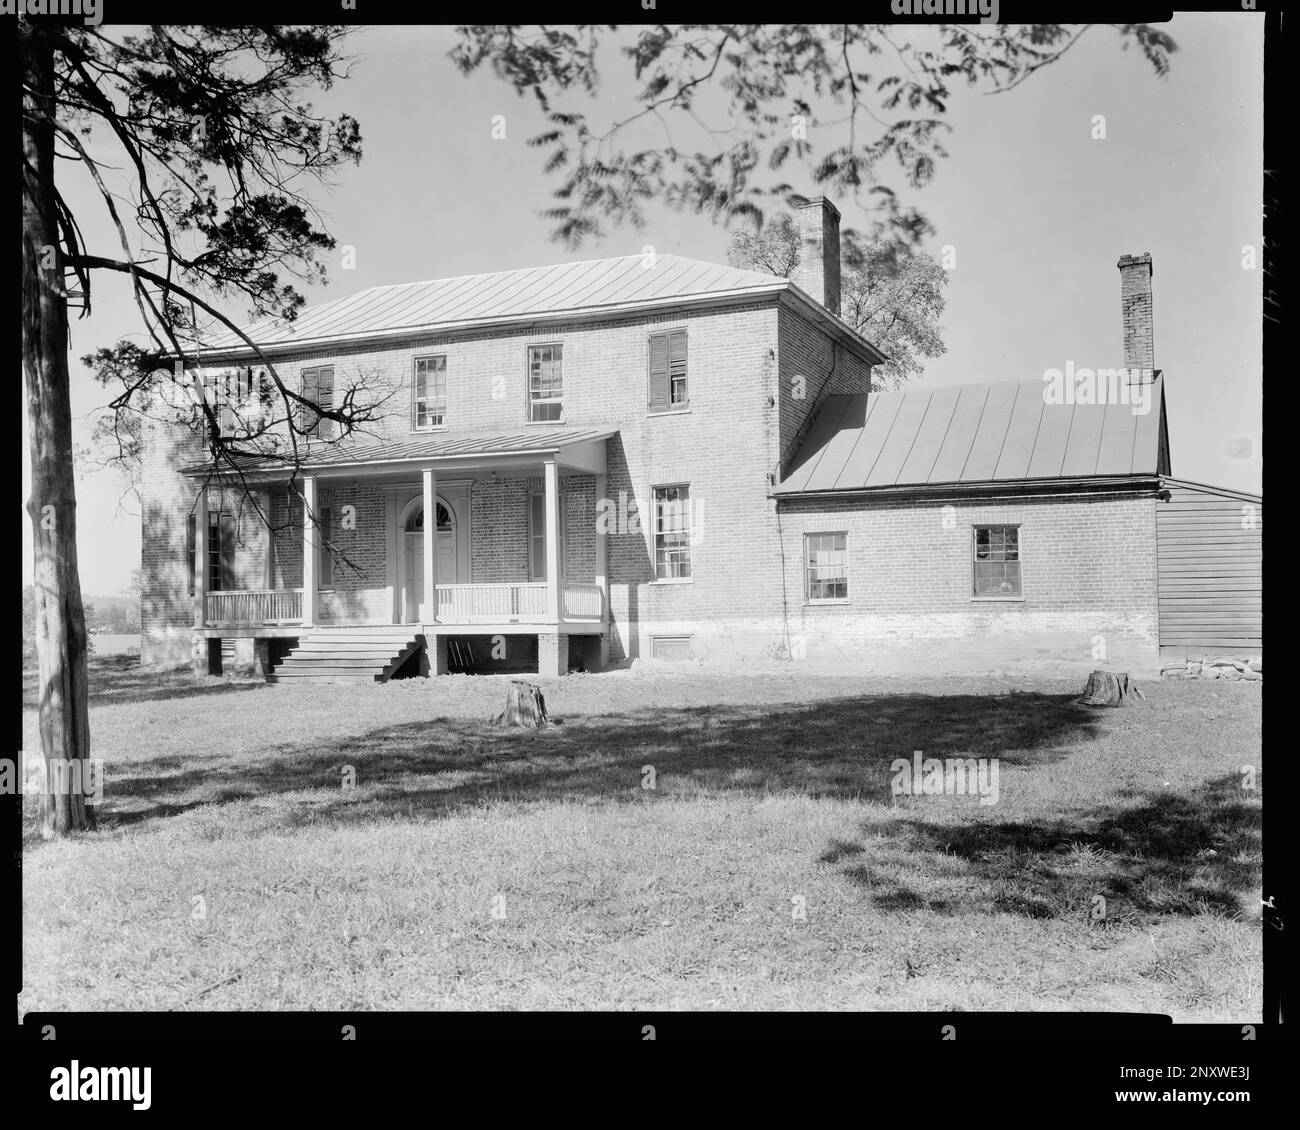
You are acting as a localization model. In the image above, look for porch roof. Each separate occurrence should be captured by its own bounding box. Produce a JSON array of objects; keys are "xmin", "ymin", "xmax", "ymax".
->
[{"xmin": 185, "ymin": 424, "xmax": 619, "ymax": 479}]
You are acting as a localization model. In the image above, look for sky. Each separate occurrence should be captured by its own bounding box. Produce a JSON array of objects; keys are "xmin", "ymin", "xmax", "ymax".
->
[{"xmin": 23, "ymin": 16, "xmax": 1264, "ymax": 596}]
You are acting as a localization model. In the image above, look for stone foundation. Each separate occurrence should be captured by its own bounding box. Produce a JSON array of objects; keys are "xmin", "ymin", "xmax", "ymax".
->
[{"xmin": 1161, "ymin": 655, "xmax": 1262, "ymax": 681}]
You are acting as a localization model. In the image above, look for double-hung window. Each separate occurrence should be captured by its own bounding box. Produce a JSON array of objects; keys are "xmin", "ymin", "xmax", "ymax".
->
[
  {"xmin": 528, "ymin": 344, "xmax": 563, "ymax": 422},
  {"xmin": 805, "ymin": 533, "xmax": 848, "ymax": 601},
  {"xmin": 652, "ymin": 485, "xmax": 692, "ymax": 580},
  {"xmin": 413, "ymin": 355, "xmax": 447, "ymax": 430},
  {"xmin": 188, "ymin": 511, "xmax": 234, "ymax": 595},
  {"xmin": 973, "ymin": 525, "xmax": 1022, "ymax": 597}
]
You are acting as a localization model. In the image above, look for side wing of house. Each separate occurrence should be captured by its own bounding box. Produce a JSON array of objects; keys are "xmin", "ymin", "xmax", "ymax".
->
[{"xmin": 771, "ymin": 377, "xmax": 1169, "ymax": 674}]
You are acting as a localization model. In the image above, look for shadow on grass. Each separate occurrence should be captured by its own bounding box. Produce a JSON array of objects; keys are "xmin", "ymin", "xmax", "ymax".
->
[
  {"xmin": 823, "ymin": 772, "xmax": 1261, "ymax": 924},
  {"xmin": 101, "ymin": 689, "xmax": 1092, "ymax": 830},
  {"xmin": 23, "ymin": 653, "xmax": 264, "ymax": 709},
  {"xmin": 51, "ymin": 678, "xmax": 1262, "ymax": 926}
]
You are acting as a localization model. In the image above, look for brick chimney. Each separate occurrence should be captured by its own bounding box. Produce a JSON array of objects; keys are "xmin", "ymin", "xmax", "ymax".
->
[
  {"xmin": 793, "ymin": 196, "xmax": 841, "ymax": 318},
  {"xmin": 1118, "ymin": 252, "xmax": 1155, "ymax": 379}
]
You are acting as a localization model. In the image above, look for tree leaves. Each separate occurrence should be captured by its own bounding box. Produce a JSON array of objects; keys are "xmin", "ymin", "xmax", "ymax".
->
[
  {"xmin": 453, "ymin": 23, "xmax": 1177, "ymax": 251},
  {"xmin": 729, "ymin": 212, "xmax": 949, "ymax": 390}
]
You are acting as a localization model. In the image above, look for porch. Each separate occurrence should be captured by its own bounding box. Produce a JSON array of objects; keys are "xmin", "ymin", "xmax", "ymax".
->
[{"xmin": 187, "ymin": 424, "xmax": 617, "ymax": 670}]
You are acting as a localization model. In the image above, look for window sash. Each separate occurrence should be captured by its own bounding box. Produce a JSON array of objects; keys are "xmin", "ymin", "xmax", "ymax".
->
[
  {"xmin": 190, "ymin": 511, "xmax": 235, "ymax": 594},
  {"xmin": 653, "ymin": 485, "xmax": 692, "ymax": 579},
  {"xmin": 805, "ymin": 533, "xmax": 848, "ymax": 601},
  {"xmin": 413, "ymin": 355, "xmax": 447, "ymax": 430},
  {"xmin": 972, "ymin": 525, "xmax": 1022, "ymax": 595},
  {"xmin": 205, "ymin": 513, "xmax": 235, "ymax": 593},
  {"xmin": 528, "ymin": 345, "xmax": 563, "ymax": 421}
]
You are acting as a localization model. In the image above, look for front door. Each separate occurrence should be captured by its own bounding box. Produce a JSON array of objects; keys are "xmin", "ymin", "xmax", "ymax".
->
[
  {"xmin": 404, "ymin": 533, "xmax": 423, "ymax": 623},
  {"xmin": 403, "ymin": 522, "xmax": 456, "ymax": 622}
]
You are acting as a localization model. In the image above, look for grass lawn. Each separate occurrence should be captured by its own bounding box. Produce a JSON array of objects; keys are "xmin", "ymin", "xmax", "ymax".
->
[{"xmin": 20, "ymin": 655, "xmax": 1262, "ymax": 1017}]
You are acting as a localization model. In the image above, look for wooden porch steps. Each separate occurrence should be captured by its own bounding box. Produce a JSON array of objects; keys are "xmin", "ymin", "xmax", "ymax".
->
[{"xmin": 266, "ymin": 626, "xmax": 424, "ymax": 684}]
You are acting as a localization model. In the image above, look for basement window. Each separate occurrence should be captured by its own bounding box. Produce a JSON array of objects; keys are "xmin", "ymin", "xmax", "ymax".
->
[
  {"xmin": 650, "ymin": 635, "xmax": 692, "ymax": 661},
  {"xmin": 973, "ymin": 525, "xmax": 1022, "ymax": 598}
]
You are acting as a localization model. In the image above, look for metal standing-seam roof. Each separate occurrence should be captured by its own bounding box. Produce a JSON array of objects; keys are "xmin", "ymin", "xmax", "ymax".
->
[
  {"xmin": 777, "ymin": 375, "xmax": 1168, "ymax": 494},
  {"xmin": 184, "ymin": 424, "xmax": 620, "ymax": 476},
  {"xmin": 201, "ymin": 254, "xmax": 788, "ymax": 351}
]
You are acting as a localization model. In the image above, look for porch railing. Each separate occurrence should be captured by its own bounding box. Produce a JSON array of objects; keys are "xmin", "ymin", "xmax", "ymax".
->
[
  {"xmin": 433, "ymin": 581, "xmax": 606, "ymax": 622},
  {"xmin": 436, "ymin": 582, "xmax": 549, "ymax": 622},
  {"xmin": 205, "ymin": 588, "xmax": 303, "ymax": 626},
  {"xmin": 561, "ymin": 582, "xmax": 604, "ymax": 619},
  {"xmin": 201, "ymin": 582, "xmax": 604, "ymax": 628}
]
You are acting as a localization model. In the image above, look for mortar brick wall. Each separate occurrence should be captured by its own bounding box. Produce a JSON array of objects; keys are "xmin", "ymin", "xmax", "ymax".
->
[
  {"xmin": 313, "ymin": 481, "xmax": 390, "ymax": 623},
  {"xmin": 776, "ymin": 303, "xmax": 875, "ymax": 473},
  {"xmin": 772, "ymin": 492, "xmax": 1161, "ymax": 674},
  {"xmin": 139, "ymin": 408, "xmax": 204, "ymax": 665}
]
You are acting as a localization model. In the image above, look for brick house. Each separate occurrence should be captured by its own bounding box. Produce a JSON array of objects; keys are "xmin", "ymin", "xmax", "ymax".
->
[{"xmin": 140, "ymin": 198, "xmax": 1180, "ymax": 681}]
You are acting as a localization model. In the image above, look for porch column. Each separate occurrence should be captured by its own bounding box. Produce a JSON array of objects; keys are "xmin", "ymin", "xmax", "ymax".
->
[
  {"xmin": 302, "ymin": 475, "xmax": 317, "ymax": 628},
  {"xmin": 193, "ymin": 487, "xmax": 208, "ymax": 629},
  {"xmin": 544, "ymin": 457, "xmax": 560, "ymax": 621},
  {"xmin": 594, "ymin": 471, "xmax": 608, "ymax": 622},
  {"xmin": 262, "ymin": 490, "xmax": 275, "ymax": 589},
  {"xmin": 422, "ymin": 467, "xmax": 437, "ymax": 623}
]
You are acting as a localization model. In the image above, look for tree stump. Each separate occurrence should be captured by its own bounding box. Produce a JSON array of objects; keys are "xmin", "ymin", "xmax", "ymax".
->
[
  {"xmin": 1078, "ymin": 670, "xmax": 1145, "ymax": 706},
  {"xmin": 494, "ymin": 680, "xmax": 553, "ymax": 728}
]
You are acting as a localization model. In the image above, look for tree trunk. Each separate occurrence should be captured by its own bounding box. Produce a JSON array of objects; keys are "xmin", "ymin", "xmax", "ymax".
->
[
  {"xmin": 494, "ymin": 680, "xmax": 552, "ymax": 728},
  {"xmin": 23, "ymin": 27, "xmax": 96, "ymax": 837},
  {"xmin": 1078, "ymin": 670, "xmax": 1145, "ymax": 707}
]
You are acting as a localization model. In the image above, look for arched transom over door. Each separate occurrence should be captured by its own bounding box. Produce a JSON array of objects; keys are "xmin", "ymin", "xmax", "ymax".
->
[{"xmin": 402, "ymin": 500, "xmax": 456, "ymax": 622}]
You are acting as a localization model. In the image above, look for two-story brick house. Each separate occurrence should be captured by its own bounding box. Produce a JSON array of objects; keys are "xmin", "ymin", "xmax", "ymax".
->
[{"xmin": 140, "ymin": 197, "xmax": 1184, "ymax": 681}]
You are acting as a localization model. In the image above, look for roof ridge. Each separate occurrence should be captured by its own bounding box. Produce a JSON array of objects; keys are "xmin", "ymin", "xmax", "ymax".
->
[{"xmin": 333, "ymin": 252, "xmax": 773, "ymax": 298}]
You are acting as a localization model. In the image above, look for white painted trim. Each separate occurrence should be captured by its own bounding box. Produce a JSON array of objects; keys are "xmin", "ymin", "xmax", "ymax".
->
[
  {"xmin": 301, "ymin": 476, "xmax": 317, "ymax": 628},
  {"xmin": 194, "ymin": 489, "xmax": 208, "ymax": 629},
  {"xmin": 544, "ymin": 458, "xmax": 560, "ymax": 621}
]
